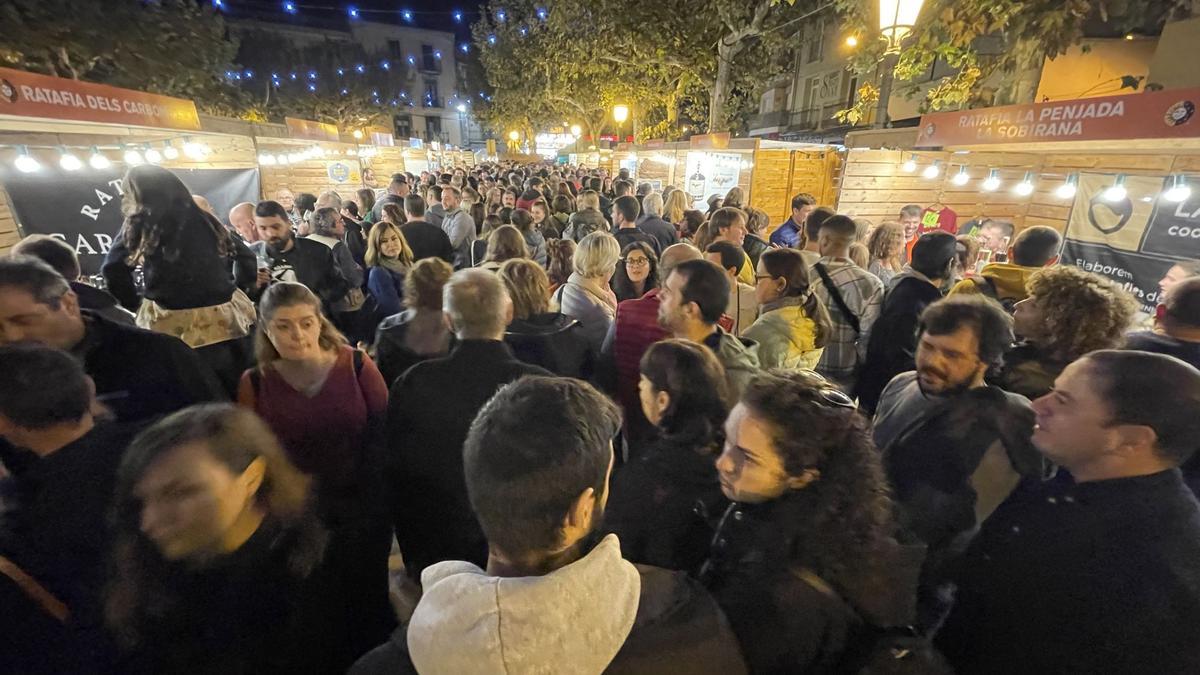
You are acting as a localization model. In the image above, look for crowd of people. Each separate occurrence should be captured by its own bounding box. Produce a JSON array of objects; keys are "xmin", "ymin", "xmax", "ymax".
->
[{"xmin": 2, "ymin": 160, "xmax": 1200, "ymax": 674}]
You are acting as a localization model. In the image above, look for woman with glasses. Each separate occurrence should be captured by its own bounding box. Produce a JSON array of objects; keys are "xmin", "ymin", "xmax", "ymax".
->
[
  {"xmin": 700, "ymin": 370, "xmax": 916, "ymax": 674},
  {"xmin": 743, "ymin": 248, "xmax": 831, "ymax": 370},
  {"xmin": 605, "ymin": 339, "xmax": 731, "ymax": 571},
  {"xmin": 610, "ymin": 241, "xmax": 659, "ymax": 302}
]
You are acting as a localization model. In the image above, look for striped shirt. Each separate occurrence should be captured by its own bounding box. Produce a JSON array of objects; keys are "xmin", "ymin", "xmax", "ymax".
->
[{"xmin": 811, "ymin": 257, "xmax": 884, "ymax": 391}]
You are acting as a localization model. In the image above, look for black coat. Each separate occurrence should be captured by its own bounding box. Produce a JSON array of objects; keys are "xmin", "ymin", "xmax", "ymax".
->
[
  {"xmin": 75, "ymin": 312, "xmax": 226, "ymax": 423},
  {"xmin": 615, "ymin": 227, "xmax": 661, "ymax": 257},
  {"xmin": 504, "ymin": 312, "xmax": 593, "ymax": 379},
  {"xmin": 386, "ymin": 340, "xmax": 550, "ymax": 579},
  {"xmin": 373, "ymin": 310, "xmax": 454, "ymax": 387},
  {"xmin": 399, "ymin": 219, "xmax": 455, "ymax": 263},
  {"xmin": 742, "ymin": 233, "xmax": 770, "ymax": 270},
  {"xmin": 605, "ymin": 435, "xmax": 726, "ymax": 572},
  {"xmin": 0, "ymin": 422, "xmax": 142, "ymax": 671},
  {"xmin": 264, "ymin": 236, "xmax": 349, "ymax": 309},
  {"xmin": 937, "ymin": 469, "xmax": 1200, "ymax": 674},
  {"xmin": 855, "ymin": 276, "xmax": 943, "ymax": 414},
  {"xmin": 699, "ymin": 499, "xmax": 921, "ymax": 675}
]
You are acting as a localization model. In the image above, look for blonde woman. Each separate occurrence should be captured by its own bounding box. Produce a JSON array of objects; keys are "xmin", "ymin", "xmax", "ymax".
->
[
  {"xmin": 664, "ymin": 189, "xmax": 690, "ymax": 229},
  {"xmin": 866, "ymin": 221, "xmax": 906, "ymax": 285},
  {"xmin": 365, "ymin": 220, "xmax": 415, "ymax": 317},
  {"xmin": 555, "ymin": 231, "xmax": 620, "ymax": 353}
]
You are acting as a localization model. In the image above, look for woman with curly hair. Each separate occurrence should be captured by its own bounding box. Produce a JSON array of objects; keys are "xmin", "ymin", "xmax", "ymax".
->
[
  {"xmin": 866, "ymin": 221, "xmax": 905, "ymax": 285},
  {"xmin": 992, "ymin": 266, "xmax": 1137, "ymax": 399},
  {"xmin": 545, "ymin": 238, "xmax": 576, "ymax": 297},
  {"xmin": 700, "ymin": 370, "xmax": 915, "ymax": 674}
]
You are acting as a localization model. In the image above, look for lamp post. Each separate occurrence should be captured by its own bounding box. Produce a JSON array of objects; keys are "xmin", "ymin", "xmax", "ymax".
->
[
  {"xmin": 613, "ymin": 104, "xmax": 635, "ymax": 143},
  {"xmin": 874, "ymin": 0, "xmax": 926, "ymax": 129},
  {"xmin": 507, "ymin": 129, "xmax": 520, "ymax": 153}
]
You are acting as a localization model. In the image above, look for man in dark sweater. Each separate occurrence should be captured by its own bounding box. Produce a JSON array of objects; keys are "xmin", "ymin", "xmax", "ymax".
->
[
  {"xmin": 0, "ymin": 344, "xmax": 143, "ymax": 672},
  {"xmin": 937, "ymin": 350, "xmax": 1200, "ymax": 674},
  {"xmin": 254, "ymin": 200, "xmax": 348, "ymax": 309},
  {"xmin": 400, "ymin": 194, "xmax": 455, "ymax": 263},
  {"xmin": 855, "ymin": 232, "xmax": 958, "ymax": 415},
  {"xmin": 387, "ymin": 270, "xmax": 550, "ymax": 581},
  {"xmin": 0, "ymin": 257, "xmax": 225, "ymax": 423}
]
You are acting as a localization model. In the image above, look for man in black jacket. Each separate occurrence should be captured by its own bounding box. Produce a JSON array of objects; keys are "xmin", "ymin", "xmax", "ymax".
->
[
  {"xmin": 613, "ymin": 195, "xmax": 661, "ymax": 256},
  {"xmin": 386, "ymin": 270, "xmax": 550, "ymax": 580},
  {"xmin": 0, "ymin": 257, "xmax": 225, "ymax": 423},
  {"xmin": 856, "ymin": 232, "xmax": 958, "ymax": 414},
  {"xmin": 937, "ymin": 350, "xmax": 1200, "ymax": 674},
  {"xmin": 254, "ymin": 200, "xmax": 348, "ymax": 309},
  {"xmin": 355, "ymin": 377, "xmax": 746, "ymax": 675},
  {"xmin": 0, "ymin": 344, "xmax": 144, "ymax": 672},
  {"xmin": 399, "ymin": 194, "xmax": 455, "ymax": 263},
  {"xmin": 365, "ymin": 174, "xmax": 410, "ymax": 225}
]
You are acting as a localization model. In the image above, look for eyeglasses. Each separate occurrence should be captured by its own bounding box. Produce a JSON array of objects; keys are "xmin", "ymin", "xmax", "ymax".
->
[
  {"xmin": 810, "ymin": 387, "xmax": 856, "ymax": 409},
  {"xmin": 624, "ymin": 257, "xmax": 650, "ymax": 266},
  {"xmin": 754, "ymin": 274, "xmax": 775, "ymax": 281}
]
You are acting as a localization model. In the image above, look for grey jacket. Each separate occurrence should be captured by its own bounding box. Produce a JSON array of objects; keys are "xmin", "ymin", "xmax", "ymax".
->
[
  {"xmin": 441, "ymin": 207, "xmax": 477, "ymax": 270},
  {"xmin": 704, "ymin": 327, "xmax": 760, "ymax": 399},
  {"xmin": 565, "ymin": 209, "xmax": 608, "ymax": 242}
]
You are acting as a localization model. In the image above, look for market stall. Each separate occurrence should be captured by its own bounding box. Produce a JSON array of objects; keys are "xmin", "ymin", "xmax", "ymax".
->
[{"xmin": 836, "ymin": 87, "xmax": 1200, "ymax": 314}]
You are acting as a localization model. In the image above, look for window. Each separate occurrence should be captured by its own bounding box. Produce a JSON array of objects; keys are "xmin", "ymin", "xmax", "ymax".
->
[
  {"xmin": 804, "ymin": 22, "xmax": 825, "ymax": 64},
  {"xmin": 425, "ymin": 116, "xmax": 442, "ymax": 141},
  {"xmin": 387, "ymin": 40, "xmax": 402, "ymax": 59},
  {"xmin": 394, "ymin": 113, "xmax": 413, "ymax": 139},
  {"xmin": 423, "ymin": 78, "xmax": 440, "ymax": 107},
  {"xmin": 421, "ymin": 44, "xmax": 440, "ymax": 73}
]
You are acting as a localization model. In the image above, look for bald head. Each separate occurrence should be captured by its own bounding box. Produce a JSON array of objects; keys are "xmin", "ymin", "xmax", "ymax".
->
[
  {"xmin": 660, "ymin": 243, "xmax": 703, "ymax": 278},
  {"xmin": 229, "ymin": 202, "xmax": 258, "ymax": 242}
]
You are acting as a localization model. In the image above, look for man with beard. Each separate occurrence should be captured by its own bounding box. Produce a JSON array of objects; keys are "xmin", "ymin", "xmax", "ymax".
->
[
  {"xmin": 872, "ymin": 295, "xmax": 1043, "ymax": 627},
  {"xmin": 353, "ymin": 377, "xmax": 746, "ymax": 675},
  {"xmin": 253, "ymin": 200, "xmax": 347, "ymax": 309}
]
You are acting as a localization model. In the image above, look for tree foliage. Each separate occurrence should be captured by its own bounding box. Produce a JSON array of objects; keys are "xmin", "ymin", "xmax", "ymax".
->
[
  {"xmin": 833, "ymin": 0, "xmax": 1194, "ymax": 123},
  {"xmin": 0, "ymin": 0, "xmax": 245, "ymax": 115}
]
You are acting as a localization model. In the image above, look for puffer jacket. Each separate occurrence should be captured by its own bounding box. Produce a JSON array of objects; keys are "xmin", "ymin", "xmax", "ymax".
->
[
  {"xmin": 703, "ymin": 328, "xmax": 759, "ymax": 399},
  {"xmin": 504, "ymin": 312, "xmax": 593, "ymax": 378},
  {"xmin": 741, "ymin": 297, "xmax": 823, "ymax": 370}
]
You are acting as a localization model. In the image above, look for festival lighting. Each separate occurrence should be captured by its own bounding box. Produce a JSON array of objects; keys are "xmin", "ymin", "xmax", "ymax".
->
[
  {"xmin": 259, "ymin": 153, "xmax": 277, "ymax": 165},
  {"xmin": 401, "ymin": 9, "xmax": 414, "ymax": 22},
  {"xmin": 182, "ymin": 139, "xmax": 207, "ymax": 159},
  {"xmin": 52, "ymin": 147, "xmax": 81, "ymax": 172},
  {"xmin": 951, "ymin": 165, "xmax": 970, "ymax": 186},
  {"xmin": 1103, "ymin": 174, "xmax": 1127, "ymax": 202},
  {"xmin": 900, "ymin": 155, "xmax": 917, "ymax": 172},
  {"xmin": 1055, "ymin": 173, "xmax": 1078, "ymax": 200},
  {"xmin": 613, "ymin": 105, "xmax": 630, "ymax": 124},
  {"xmin": 570, "ymin": 124, "xmax": 582, "ymax": 137},
  {"xmin": 88, "ymin": 147, "xmax": 111, "ymax": 170},
  {"xmin": 922, "ymin": 160, "xmax": 940, "ymax": 179},
  {"xmin": 347, "ymin": 5, "xmax": 359, "ymax": 20},
  {"xmin": 144, "ymin": 146, "xmax": 164, "ymax": 164},
  {"xmin": 981, "ymin": 168, "xmax": 1001, "ymax": 192},
  {"xmin": 1013, "ymin": 171, "xmax": 1035, "ymax": 196},
  {"xmin": 879, "ymin": 0, "xmax": 926, "ymax": 51},
  {"xmin": 845, "ymin": 36, "xmax": 858, "ymax": 47},
  {"xmin": 283, "ymin": 1, "xmax": 297, "ymax": 13},
  {"xmin": 1164, "ymin": 175, "xmax": 1192, "ymax": 203},
  {"xmin": 123, "ymin": 147, "xmax": 145, "ymax": 166}
]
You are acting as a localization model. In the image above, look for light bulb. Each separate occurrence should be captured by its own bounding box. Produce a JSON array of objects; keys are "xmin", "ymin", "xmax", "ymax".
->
[
  {"xmin": 1164, "ymin": 176, "xmax": 1192, "ymax": 203},
  {"xmin": 144, "ymin": 147, "xmax": 163, "ymax": 164},
  {"xmin": 1103, "ymin": 185, "xmax": 1127, "ymax": 202},
  {"xmin": 951, "ymin": 169, "xmax": 970, "ymax": 186},
  {"xmin": 1055, "ymin": 181, "xmax": 1077, "ymax": 200},
  {"xmin": 982, "ymin": 174, "xmax": 1001, "ymax": 191},
  {"xmin": 183, "ymin": 140, "xmax": 205, "ymax": 159},
  {"xmin": 922, "ymin": 162, "xmax": 940, "ymax": 179},
  {"xmin": 901, "ymin": 159, "xmax": 917, "ymax": 173},
  {"xmin": 14, "ymin": 149, "xmax": 41, "ymax": 173},
  {"xmin": 88, "ymin": 148, "xmax": 111, "ymax": 170},
  {"xmin": 123, "ymin": 149, "xmax": 144, "ymax": 165},
  {"xmin": 163, "ymin": 145, "xmax": 180, "ymax": 160},
  {"xmin": 259, "ymin": 153, "xmax": 277, "ymax": 165},
  {"xmin": 275, "ymin": 154, "xmax": 290, "ymax": 165},
  {"xmin": 1013, "ymin": 172, "xmax": 1035, "ymax": 196},
  {"xmin": 59, "ymin": 150, "xmax": 83, "ymax": 171}
]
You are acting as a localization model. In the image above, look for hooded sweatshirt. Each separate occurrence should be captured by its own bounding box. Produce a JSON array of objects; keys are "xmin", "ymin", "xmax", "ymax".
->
[{"xmin": 407, "ymin": 534, "xmax": 640, "ymax": 675}]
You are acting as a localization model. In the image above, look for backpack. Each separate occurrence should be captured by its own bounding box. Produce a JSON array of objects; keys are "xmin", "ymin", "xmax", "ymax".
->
[
  {"xmin": 789, "ymin": 568, "xmax": 952, "ymax": 675},
  {"xmin": 971, "ymin": 276, "xmax": 1018, "ymax": 313}
]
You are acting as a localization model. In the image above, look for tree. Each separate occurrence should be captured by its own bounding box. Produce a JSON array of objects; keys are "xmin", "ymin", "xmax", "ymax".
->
[
  {"xmin": 833, "ymin": 0, "xmax": 1194, "ymax": 123},
  {"xmin": 0, "ymin": 0, "xmax": 245, "ymax": 115}
]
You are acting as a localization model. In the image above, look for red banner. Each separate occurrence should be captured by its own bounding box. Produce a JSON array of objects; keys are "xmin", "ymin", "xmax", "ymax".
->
[
  {"xmin": 914, "ymin": 88, "xmax": 1200, "ymax": 148},
  {"xmin": 0, "ymin": 67, "xmax": 200, "ymax": 130}
]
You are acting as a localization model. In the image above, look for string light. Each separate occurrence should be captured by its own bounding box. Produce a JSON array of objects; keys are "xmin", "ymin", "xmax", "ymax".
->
[
  {"xmin": 88, "ymin": 147, "xmax": 111, "ymax": 170},
  {"xmin": 487, "ymin": 34, "xmax": 496, "ymax": 44},
  {"xmin": 453, "ymin": 10, "xmax": 463, "ymax": 22},
  {"xmin": 1055, "ymin": 173, "xmax": 1078, "ymax": 200},
  {"xmin": 1164, "ymin": 175, "xmax": 1192, "ymax": 203},
  {"xmin": 401, "ymin": 9, "xmax": 414, "ymax": 22},
  {"xmin": 347, "ymin": 5, "xmax": 359, "ymax": 19},
  {"xmin": 1013, "ymin": 171, "xmax": 1035, "ymax": 196},
  {"xmin": 1103, "ymin": 174, "xmax": 1127, "ymax": 202},
  {"xmin": 901, "ymin": 155, "xmax": 917, "ymax": 173},
  {"xmin": 282, "ymin": 1, "xmax": 297, "ymax": 14},
  {"xmin": 496, "ymin": 9, "xmax": 507, "ymax": 22},
  {"xmin": 259, "ymin": 153, "xmax": 276, "ymax": 165},
  {"xmin": 123, "ymin": 147, "xmax": 145, "ymax": 166},
  {"xmin": 951, "ymin": 165, "xmax": 970, "ymax": 186},
  {"xmin": 981, "ymin": 168, "xmax": 1001, "ymax": 191},
  {"xmin": 144, "ymin": 145, "xmax": 164, "ymax": 164},
  {"xmin": 922, "ymin": 160, "xmax": 941, "ymax": 179},
  {"xmin": 536, "ymin": 7, "xmax": 548, "ymax": 20},
  {"xmin": 58, "ymin": 147, "xmax": 83, "ymax": 171},
  {"xmin": 460, "ymin": 43, "xmax": 469, "ymax": 53},
  {"xmin": 182, "ymin": 138, "xmax": 207, "ymax": 160}
]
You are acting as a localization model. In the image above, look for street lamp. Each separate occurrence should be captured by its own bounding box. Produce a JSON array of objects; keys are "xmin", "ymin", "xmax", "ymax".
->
[
  {"xmin": 613, "ymin": 105, "xmax": 630, "ymax": 124},
  {"xmin": 508, "ymin": 130, "xmax": 520, "ymax": 142},
  {"xmin": 874, "ymin": 0, "xmax": 926, "ymax": 129},
  {"xmin": 570, "ymin": 124, "xmax": 582, "ymax": 138}
]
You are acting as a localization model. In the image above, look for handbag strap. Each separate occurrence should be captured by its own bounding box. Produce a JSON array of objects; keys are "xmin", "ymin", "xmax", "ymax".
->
[
  {"xmin": 0, "ymin": 554, "xmax": 69, "ymax": 623},
  {"xmin": 813, "ymin": 263, "xmax": 860, "ymax": 335}
]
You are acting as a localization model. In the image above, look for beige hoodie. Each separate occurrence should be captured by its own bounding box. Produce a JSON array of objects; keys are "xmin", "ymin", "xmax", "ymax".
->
[{"xmin": 408, "ymin": 534, "xmax": 641, "ymax": 675}]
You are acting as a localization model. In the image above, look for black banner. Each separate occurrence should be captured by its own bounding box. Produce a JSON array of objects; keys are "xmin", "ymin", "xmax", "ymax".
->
[{"xmin": 1, "ymin": 166, "xmax": 260, "ymax": 276}]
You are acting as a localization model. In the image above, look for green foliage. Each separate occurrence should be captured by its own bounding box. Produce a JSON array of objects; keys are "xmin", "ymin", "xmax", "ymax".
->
[{"xmin": 0, "ymin": 0, "xmax": 245, "ymax": 114}]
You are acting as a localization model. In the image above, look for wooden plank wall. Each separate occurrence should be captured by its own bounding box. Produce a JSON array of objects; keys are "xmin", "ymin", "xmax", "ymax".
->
[
  {"xmin": 836, "ymin": 148, "xmax": 1200, "ymax": 234},
  {"xmin": 749, "ymin": 149, "xmax": 793, "ymax": 223}
]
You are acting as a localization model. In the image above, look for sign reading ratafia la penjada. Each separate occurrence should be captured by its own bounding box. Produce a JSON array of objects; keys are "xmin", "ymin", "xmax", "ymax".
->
[
  {"xmin": 0, "ymin": 66, "xmax": 201, "ymax": 131},
  {"xmin": 914, "ymin": 88, "xmax": 1200, "ymax": 148}
]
